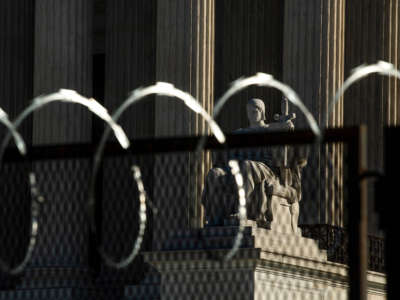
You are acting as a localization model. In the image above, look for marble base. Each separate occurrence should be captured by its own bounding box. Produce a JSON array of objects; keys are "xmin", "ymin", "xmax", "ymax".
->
[
  {"xmin": 0, "ymin": 287, "xmax": 93, "ymax": 300},
  {"xmin": 143, "ymin": 225, "xmax": 386, "ymax": 300},
  {"xmin": 0, "ymin": 267, "xmax": 95, "ymax": 300},
  {"xmin": 212, "ymin": 195, "xmax": 302, "ymax": 236}
]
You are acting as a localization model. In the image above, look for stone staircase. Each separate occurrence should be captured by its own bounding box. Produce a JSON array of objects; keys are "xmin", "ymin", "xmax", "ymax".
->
[
  {"xmin": 124, "ymin": 271, "xmax": 161, "ymax": 300},
  {"xmin": 125, "ymin": 220, "xmax": 327, "ymax": 299},
  {"xmin": 161, "ymin": 220, "xmax": 327, "ymax": 261}
]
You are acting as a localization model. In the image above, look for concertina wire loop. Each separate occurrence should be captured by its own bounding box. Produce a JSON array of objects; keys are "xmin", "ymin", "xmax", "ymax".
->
[
  {"xmin": 90, "ymin": 81, "xmax": 228, "ymax": 269},
  {"xmin": 0, "ymin": 89, "xmax": 129, "ymax": 274},
  {"xmin": 1, "ymin": 75, "xmax": 324, "ymax": 270},
  {"xmin": 0, "ymin": 107, "xmax": 34, "ymax": 275},
  {"xmin": 325, "ymin": 60, "xmax": 400, "ymax": 128}
]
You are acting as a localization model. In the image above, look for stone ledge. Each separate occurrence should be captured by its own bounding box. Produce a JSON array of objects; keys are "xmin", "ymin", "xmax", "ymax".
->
[
  {"xmin": 143, "ymin": 248, "xmax": 262, "ymax": 265},
  {"xmin": 162, "ymin": 224, "xmax": 327, "ymax": 261},
  {"xmin": 0, "ymin": 287, "xmax": 94, "ymax": 300},
  {"xmin": 142, "ymin": 226, "xmax": 386, "ymax": 299},
  {"xmin": 143, "ymin": 248, "xmax": 386, "ymax": 300}
]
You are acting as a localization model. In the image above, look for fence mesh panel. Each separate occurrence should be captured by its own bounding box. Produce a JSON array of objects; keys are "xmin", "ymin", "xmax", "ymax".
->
[{"xmin": 0, "ymin": 135, "xmax": 386, "ymax": 299}]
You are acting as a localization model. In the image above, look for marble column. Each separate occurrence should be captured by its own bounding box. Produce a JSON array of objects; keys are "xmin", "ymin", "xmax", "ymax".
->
[
  {"xmin": 97, "ymin": 0, "xmax": 157, "ymax": 282},
  {"xmin": 152, "ymin": 0, "xmax": 215, "ymax": 248},
  {"xmin": 155, "ymin": 0, "xmax": 214, "ymax": 137},
  {"xmin": 382, "ymin": 0, "xmax": 400, "ymax": 126},
  {"xmin": 0, "ymin": 0, "xmax": 34, "ymax": 287},
  {"xmin": 283, "ymin": 0, "xmax": 346, "ymax": 226},
  {"xmin": 344, "ymin": 0, "xmax": 399, "ymax": 168},
  {"xmin": 33, "ymin": 0, "xmax": 92, "ymax": 145},
  {"xmin": 0, "ymin": 0, "xmax": 33, "ymax": 140},
  {"xmin": 30, "ymin": 0, "xmax": 93, "ymax": 270},
  {"xmin": 104, "ymin": 0, "xmax": 156, "ymax": 139},
  {"xmin": 344, "ymin": 0, "xmax": 400, "ymax": 234}
]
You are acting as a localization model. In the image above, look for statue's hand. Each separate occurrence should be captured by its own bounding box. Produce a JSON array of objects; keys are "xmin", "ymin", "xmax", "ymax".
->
[{"xmin": 271, "ymin": 113, "xmax": 296, "ymax": 131}]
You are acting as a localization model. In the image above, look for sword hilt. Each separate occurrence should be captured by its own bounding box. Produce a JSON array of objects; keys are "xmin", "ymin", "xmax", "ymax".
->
[{"xmin": 273, "ymin": 112, "xmax": 296, "ymax": 123}]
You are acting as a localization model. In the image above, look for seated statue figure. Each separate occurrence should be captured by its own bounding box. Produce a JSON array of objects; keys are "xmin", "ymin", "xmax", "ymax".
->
[{"xmin": 202, "ymin": 98, "xmax": 306, "ymax": 234}]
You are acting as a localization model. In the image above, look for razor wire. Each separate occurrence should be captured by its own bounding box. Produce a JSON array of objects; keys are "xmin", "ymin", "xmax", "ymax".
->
[
  {"xmin": 97, "ymin": 165, "xmax": 147, "ymax": 269},
  {"xmin": 3, "ymin": 66, "xmax": 374, "ymax": 270},
  {"xmin": 90, "ymin": 81, "xmax": 228, "ymax": 269},
  {"xmin": 0, "ymin": 67, "xmax": 388, "ymax": 300},
  {"xmin": 0, "ymin": 108, "xmax": 26, "ymax": 155},
  {"xmin": 0, "ymin": 171, "xmax": 43, "ymax": 275},
  {"xmin": 213, "ymin": 73, "xmax": 321, "ymax": 138},
  {"xmin": 0, "ymin": 108, "xmax": 34, "ymax": 275},
  {"xmin": 322, "ymin": 62, "xmax": 400, "ymax": 294},
  {"xmin": 325, "ymin": 60, "xmax": 400, "ymax": 126},
  {"xmin": 0, "ymin": 89, "xmax": 129, "ymax": 274},
  {"xmin": 195, "ymin": 73, "xmax": 322, "ymax": 262},
  {"xmin": 0, "ymin": 89, "xmax": 129, "ymax": 157}
]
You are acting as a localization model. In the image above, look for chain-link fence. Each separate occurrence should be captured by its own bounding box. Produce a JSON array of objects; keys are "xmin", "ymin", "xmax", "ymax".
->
[{"xmin": 0, "ymin": 128, "xmax": 386, "ymax": 299}]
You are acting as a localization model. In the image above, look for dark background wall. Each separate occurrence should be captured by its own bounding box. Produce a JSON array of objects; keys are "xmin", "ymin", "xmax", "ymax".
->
[{"xmin": 214, "ymin": 1, "xmax": 284, "ymax": 132}]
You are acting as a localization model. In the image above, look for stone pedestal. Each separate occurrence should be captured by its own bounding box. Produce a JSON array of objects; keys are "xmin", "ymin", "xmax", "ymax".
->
[
  {"xmin": 143, "ymin": 224, "xmax": 386, "ymax": 300},
  {"xmin": 223, "ymin": 197, "xmax": 301, "ymax": 236},
  {"xmin": 0, "ymin": 267, "xmax": 95, "ymax": 300}
]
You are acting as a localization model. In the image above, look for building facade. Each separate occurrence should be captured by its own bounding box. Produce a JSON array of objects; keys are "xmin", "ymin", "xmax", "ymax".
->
[{"xmin": 0, "ymin": 0, "xmax": 395, "ymax": 298}]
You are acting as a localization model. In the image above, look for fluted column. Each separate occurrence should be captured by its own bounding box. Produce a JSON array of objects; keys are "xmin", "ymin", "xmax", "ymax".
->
[
  {"xmin": 104, "ymin": 0, "xmax": 156, "ymax": 139},
  {"xmin": 155, "ymin": 0, "xmax": 214, "ymax": 137},
  {"xmin": 29, "ymin": 0, "xmax": 93, "ymax": 269},
  {"xmin": 33, "ymin": 0, "xmax": 92, "ymax": 145},
  {"xmin": 97, "ymin": 0, "xmax": 157, "ymax": 280},
  {"xmin": 153, "ymin": 0, "xmax": 215, "ymax": 248},
  {"xmin": 344, "ymin": 0, "xmax": 398, "ymax": 167},
  {"xmin": 283, "ymin": 0, "xmax": 345, "ymax": 226},
  {"xmin": 344, "ymin": 0, "xmax": 400, "ymax": 234},
  {"xmin": 0, "ymin": 0, "xmax": 34, "ymax": 287},
  {"xmin": 0, "ymin": 0, "xmax": 33, "ymax": 140},
  {"xmin": 383, "ymin": 0, "xmax": 400, "ymax": 126}
]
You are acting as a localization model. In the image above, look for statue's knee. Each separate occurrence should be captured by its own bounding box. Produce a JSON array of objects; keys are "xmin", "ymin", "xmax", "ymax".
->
[{"xmin": 239, "ymin": 160, "xmax": 252, "ymax": 172}]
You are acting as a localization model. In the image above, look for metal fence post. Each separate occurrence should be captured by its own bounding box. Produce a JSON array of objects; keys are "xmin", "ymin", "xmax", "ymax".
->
[
  {"xmin": 347, "ymin": 125, "xmax": 368, "ymax": 300},
  {"xmin": 384, "ymin": 127, "xmax": 398, "ymax": 300}
]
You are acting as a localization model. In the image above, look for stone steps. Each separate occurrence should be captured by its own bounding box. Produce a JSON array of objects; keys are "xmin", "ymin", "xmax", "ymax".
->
[
  {"xmin": 171, "ymin": 226, "xmax": 253, "ymax": 239},
  {"xmin": 0, "ymin": 288, "xmax": 94, "ymax": 300},
  {"xmin": 139, "ymin": 224, "xmax": 327, "ymax": 299},
  {"xmin": 164, "ymin": 225, "xmax": 327, "ymax": 261},
  {"xmin": 143, "ymin": 248, "xmax": 262, "ymax": 263},
  {"xmin": 124, "ymin": 284, "xmax": 160, "ymax": 300},
  {"xmin": 124, "ymin": 271, "xmax": 160, "ymax": 300},
  {"xmin": 163, "ymin": 235, "xmax": 255, "ymax": 251}
]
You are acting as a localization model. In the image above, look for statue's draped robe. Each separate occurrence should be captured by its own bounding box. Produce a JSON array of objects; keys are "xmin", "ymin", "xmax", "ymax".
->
[
  {"xmin": 202, "ymin": 128, "xmax": 284, "ymax": 224},
  {"xmin": 202, "ymin": 124, "xmax": 303, "ymax": 226}
]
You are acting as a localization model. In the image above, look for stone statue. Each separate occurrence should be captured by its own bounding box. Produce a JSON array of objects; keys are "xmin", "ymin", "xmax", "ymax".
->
[{"xmin": 202, "ymin": 98, "xmax": 306, "ymax": 234}]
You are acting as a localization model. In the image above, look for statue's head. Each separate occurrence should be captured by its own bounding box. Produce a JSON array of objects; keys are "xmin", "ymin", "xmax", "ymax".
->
[{"xmin": 246, "ymin": 98, "xmax": 266, "ymax": 122}]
